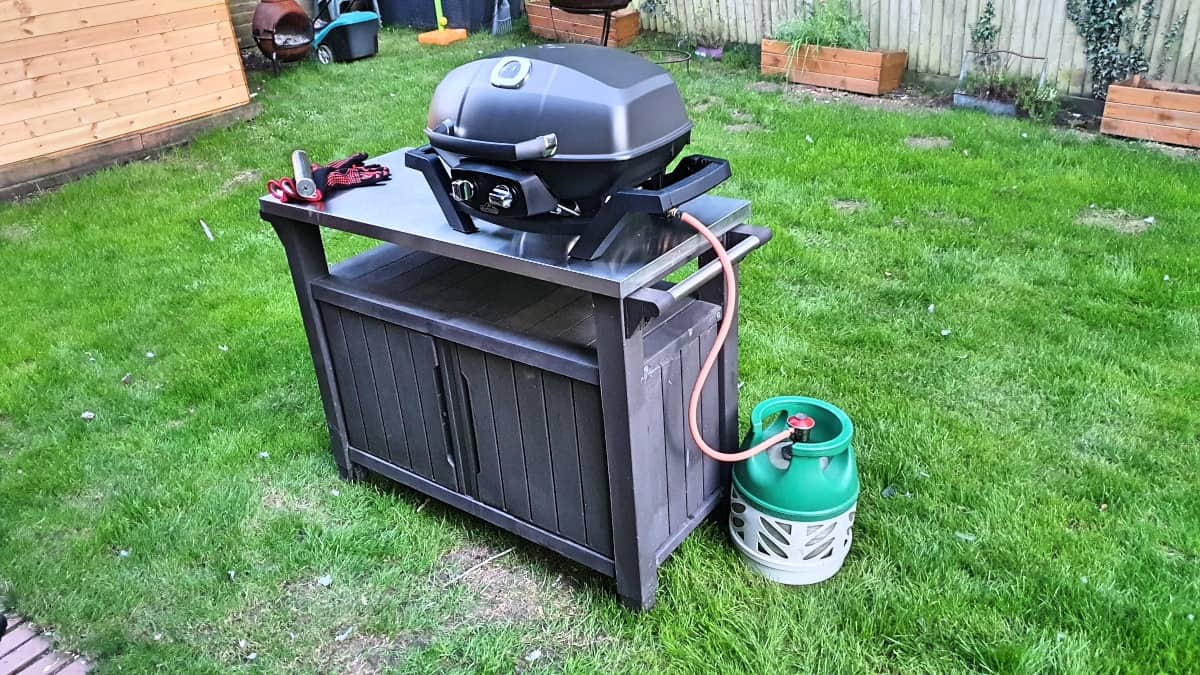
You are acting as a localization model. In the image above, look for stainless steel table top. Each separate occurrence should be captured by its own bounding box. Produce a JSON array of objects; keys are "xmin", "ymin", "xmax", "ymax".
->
[{"xmin": 260, "ymin": 149, "xmax": 751, "ymax": 298}]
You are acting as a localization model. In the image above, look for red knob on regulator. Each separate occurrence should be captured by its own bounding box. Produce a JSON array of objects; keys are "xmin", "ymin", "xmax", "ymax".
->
[{"xmin": 787, "ymin": 414, "xmax": 815, "ymax": 430}]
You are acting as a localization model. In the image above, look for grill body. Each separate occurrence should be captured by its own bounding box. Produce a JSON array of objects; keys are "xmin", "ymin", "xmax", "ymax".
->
[{"xmin": 407, "ymin": 45, "xmax": 731, "ymax": 259}]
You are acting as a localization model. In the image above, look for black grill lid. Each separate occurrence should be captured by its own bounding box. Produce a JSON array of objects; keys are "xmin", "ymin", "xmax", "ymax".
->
[{"xmin": 426, "ymin": 44, "xmax": 692, "ymax": 162}]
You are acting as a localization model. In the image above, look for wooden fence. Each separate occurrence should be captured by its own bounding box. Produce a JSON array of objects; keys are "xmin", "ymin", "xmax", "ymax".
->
[{"xmin": 639, "ymin": 0, "xmax": 1200, "ymax": 96}]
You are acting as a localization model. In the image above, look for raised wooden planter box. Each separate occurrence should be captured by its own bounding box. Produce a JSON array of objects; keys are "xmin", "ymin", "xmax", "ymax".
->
[
  {"xmin": 526, "ymin": 0, "xmax": 639, "ymax": 47},
  {"xmin": 1101, "ymin": 78, "xmax": 1200, "ymax": 148},
  {"xmin": 760, "ymin": 39, "xmax": 906, "ymax": 95}
]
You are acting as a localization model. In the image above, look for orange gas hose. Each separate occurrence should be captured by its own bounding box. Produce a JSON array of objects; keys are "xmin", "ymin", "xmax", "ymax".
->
[{"xmin": 679, "ymin": 211, "xmax": 793, "ymax": 462}]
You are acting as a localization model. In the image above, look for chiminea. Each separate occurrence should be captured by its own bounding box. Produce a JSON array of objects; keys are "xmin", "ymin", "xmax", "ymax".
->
[{"xmin": 253, "ymin": 0, "xmax": 314, "ymax": 75}]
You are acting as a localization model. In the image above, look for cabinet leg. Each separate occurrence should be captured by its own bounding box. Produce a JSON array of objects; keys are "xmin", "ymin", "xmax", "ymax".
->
[
  {"xmin": 268, "ymin": 216, "xmax": 352, "ymax": 476},
  {"xmin": 592, "ymin": 294, "xmax": 663, "ymax": 612},
  {"xmin": 337, "ymin": 461, "xmax": 367, "ymax": 482},
  {"xmin": 618, "ymin": 577, "xmax": 658, "ymax": 612}
]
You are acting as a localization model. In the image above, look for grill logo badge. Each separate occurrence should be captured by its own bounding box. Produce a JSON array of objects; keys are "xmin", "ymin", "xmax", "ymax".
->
[{"xmin": 490, "ymin": 56, "xmax": 531, "ymax": 89}]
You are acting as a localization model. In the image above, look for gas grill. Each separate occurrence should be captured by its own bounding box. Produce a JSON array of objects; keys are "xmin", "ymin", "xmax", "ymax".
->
[{"xmin": 405, "ymin": 44, "xmax": 731, "ymax": 259}]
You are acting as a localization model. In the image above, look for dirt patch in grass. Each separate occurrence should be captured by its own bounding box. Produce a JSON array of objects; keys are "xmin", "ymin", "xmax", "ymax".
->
[
  {"xmin": 832, "ymin": 199, "xmax": 868, "ymax": 214},
  {"xmin": 436, "ymin": 543, "xmax": 574, "ymax": 625},
  {"xmin": 905, "ymin": 136, "xmax": 953, "ymax": 149},
  {"xmin": 0, "ymin": 225, "xmax": 35, "ymax": 243},
  {"xmin": 318, "ymin": 631, "xmax": 432, "ymax": 675},
  {"xmin": 1054, "ymin": 128, "xmax": 1100, "ymax": 144},
  {"xmin": 221, "ymin": 170, "xmax": 262, "ymax": 191},
  {"xmin": 785, "ymin": 83, "xmax": 948, "ymax": 112},
  {"xmin": 1145, "ymin": 142, "xmax": 1200, "ymax": 161},
  {"xmin": 1075, "ymin": 208, "xmax": 1153, "ymax": 235},
  {"xmin": 261, "ymin": 485, "xmax": 320, "ymax": 514},
  {"xmin": 925, "ymin": 209, "xmax": 974, "ymax": 226},
  {"xmin": 724, "ymin": 123, "xmax": 765, "ymax": 134},
  {"xmin": 691, "ymin": 95, "xmax": 726, "ymax": 114},
  {"xmin": 747, "ymin": 81, "xmax": 783, "ymax": 94}
]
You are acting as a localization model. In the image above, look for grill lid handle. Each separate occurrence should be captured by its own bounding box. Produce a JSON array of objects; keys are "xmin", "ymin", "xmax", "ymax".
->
[{"xmin": 426, "ymin": 121, "xmax": 558, "ymax": 161}]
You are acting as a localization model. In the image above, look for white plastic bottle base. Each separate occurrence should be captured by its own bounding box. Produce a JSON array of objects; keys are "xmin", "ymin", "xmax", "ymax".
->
[{"xmin": 728, "ymin": 485, "xmax": 856, "ymax": 585}]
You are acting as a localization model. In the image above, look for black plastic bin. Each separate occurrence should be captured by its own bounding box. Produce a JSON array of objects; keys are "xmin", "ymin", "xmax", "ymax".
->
[
  {"xmin": 378, "ymin": 0, "xmax": 522, "ymax": 32},
  {"xmin": 317, "ymin": 12, "xmax": 380, "ymax": 61}
]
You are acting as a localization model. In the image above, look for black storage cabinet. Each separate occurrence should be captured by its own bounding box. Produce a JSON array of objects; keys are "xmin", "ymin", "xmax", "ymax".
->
[
  {"xmin": 378, "ymin": 0, "xmax": 522, "ymax": 31},
  {"xmin": 263, "ymin": 149, "xmax": 769, "ymax": 610}
]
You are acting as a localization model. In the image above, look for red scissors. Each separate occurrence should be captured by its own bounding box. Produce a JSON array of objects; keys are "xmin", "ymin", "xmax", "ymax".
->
[{"xmin": 267, "ymin": 177, "xmax": 323, "ymax": 203}]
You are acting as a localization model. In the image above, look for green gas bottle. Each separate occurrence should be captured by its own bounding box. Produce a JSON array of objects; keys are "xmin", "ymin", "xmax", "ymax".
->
[{"xmin": 729, "ymin": 396, "xmax": 859, "ymax": 584}]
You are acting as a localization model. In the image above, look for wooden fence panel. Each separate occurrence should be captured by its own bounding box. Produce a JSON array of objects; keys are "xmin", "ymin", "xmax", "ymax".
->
[{"xmin": 638, "ymin": 0, "xmax": 1200, "ymax": 95}]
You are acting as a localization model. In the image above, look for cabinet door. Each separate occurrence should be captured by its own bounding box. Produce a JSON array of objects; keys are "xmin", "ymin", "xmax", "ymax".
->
[
  {"xmin": 452, "ymin": 345, "xmax": 613, "ymax": 557},
  {"xmin": 320, "ymin": 304, "xmax": 459, "ymax": 491}
]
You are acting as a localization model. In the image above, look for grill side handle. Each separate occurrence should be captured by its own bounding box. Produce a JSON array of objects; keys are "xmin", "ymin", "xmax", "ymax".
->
[
  {"xmin": 635, "ymin": 155, "xmax": 731, "ymax": 211},
  {"xmin": 627, "ymin": 224, "xmax": 772, "ymax": 323}
]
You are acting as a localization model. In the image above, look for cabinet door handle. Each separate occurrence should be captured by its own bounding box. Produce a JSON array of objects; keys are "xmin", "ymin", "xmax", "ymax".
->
[
  {"xmin": 459, "ymin": 372, "xmax": 482, "ymax": 475},
  {"xmin": 433, "ymin": 363, "xmax": 454, "ymax": 470}
]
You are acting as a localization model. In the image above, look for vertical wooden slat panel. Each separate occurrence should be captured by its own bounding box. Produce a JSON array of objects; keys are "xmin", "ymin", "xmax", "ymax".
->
[
  {"xmin": 698, "ymin": 325, "xmax": 722, "ymax": 501},
  {"xmin": 953, "ymin": 0, "xmax": 974, "ymax": 81},
  {"xmin": 947, "ymin": 0, "xmax": 962, "ymax": 75},
  {"xmin": 1147, "ymin": 0, "xmax": 1173, "ymax": 79},
  {"xmin": 1007, "ymin": 0, "xmax": 1023, "ymax": 73},
  {"xmin": 932, "ymin": 0, "xmax": 945, "ymax": 73},
  {"xmin": 385, "ymin": 324, "xmax": 435, "ymax": 481},
  {"xmin": 543, "ymin": 373, "xmax": 588, "ymax": 546},
  {"xmin": 1046, "ymin": 0, "xmax": 1069, "ymax": 90},
  {"xmin": 1175, "ymin": 1, "xmax": 1200, "ymax": 84},
  {"xmin": 322, "ymin": 307, "xmax": 367, "ymax": 452},
  {"xmin": 928, "ymin": 0, "xmax": 942, "ymax": 75},
  {"xmin": 1071, "ymin": 1, "xmax": 1090, "ymax": 95},
  {"xmin": 514, "ymin": 363, "xmax": 557, "ymax": 531},
  {"xmin": 573, "ymin": 381, "xmax": 613, "ymax": 557},
  {"xmin": 659, "ymin": 355, "xmax": 687, "ymax": 534},
  {"xmin": 864, "ymin": 0, "xmax": 875, "ymax": 48},
  {"xmin": 679, "ymin": 335, "xmax": 705, "ymax": 516},
  {"xmin": 899, "ymin": 0, "xmax": 913, "ymax": 66},
  {"xmin": 457, "ymin": 347, "xmax": 505, "ymax": 510},
  {"xmin": 486, "ymin": 354, "xmax": 532, "ymax": 522},
  {"xmin": 362, "ymin": 317, "xmax": 411, "ymax": 468},
  {"xmin": 886, "ymin": 0, "xmax": 900, "ymax": 52},
  {"xmin": 1060, "ymin": 0, "xmax": 1081, "ymax": 93},
  {"xmin": 731, "ymin": 0, "xmax": 742, "ymax": 45},
  {"xmin": 342, "ymin": 313, "xmax": 389, "ymax": 462},
  {"xmin": 1166, "ymin": 0, "xmax": 1195, "ymax": 82},
  {"xmin": 1030, "ymin": 0, "xmax": 1051, "ymax": 81},
  {"xmin": 1189, "ymin": 7, "xmax": 1200, "ymax": 83}
]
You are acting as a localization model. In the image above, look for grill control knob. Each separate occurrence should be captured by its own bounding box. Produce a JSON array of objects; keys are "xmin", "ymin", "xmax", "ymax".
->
[
  {"xmin": 450, "ymin": 179, "xmax": 475, "ymax": 202},
  {"xmin": 488, "ymin": 184, "xmax": 514, "ymax": 210}
]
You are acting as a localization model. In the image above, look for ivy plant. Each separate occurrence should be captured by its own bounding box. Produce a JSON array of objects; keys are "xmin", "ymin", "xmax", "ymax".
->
[{"xmin": 1066, "ymin": 0, "xmax": 1189, "ymax": 98}]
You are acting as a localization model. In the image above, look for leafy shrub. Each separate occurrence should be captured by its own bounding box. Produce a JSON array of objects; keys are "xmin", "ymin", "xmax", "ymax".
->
[
  {"xmin": 1066, "ymin": 0, "xmax": 1189, "ymax": 98},
  {"xmin": 969, "ymin": 0, "xmax": 999, "ymax": 54},
  {"xmin": 1014, "ymin": 81, "xmax": 1061, "ymax": 123},
  {"xmin": 773, "ymin": 0, "xmax": 869, "ymax": 50},
  {"xmin": 959, "ymin": 72, "xmax": 1060, "ymax": 122}
]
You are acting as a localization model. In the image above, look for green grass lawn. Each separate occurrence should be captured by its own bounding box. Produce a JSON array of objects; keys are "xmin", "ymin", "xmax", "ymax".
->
[{"xmin": 2, "ymin": 27, "xmax": 1199, "ymax": 674}]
